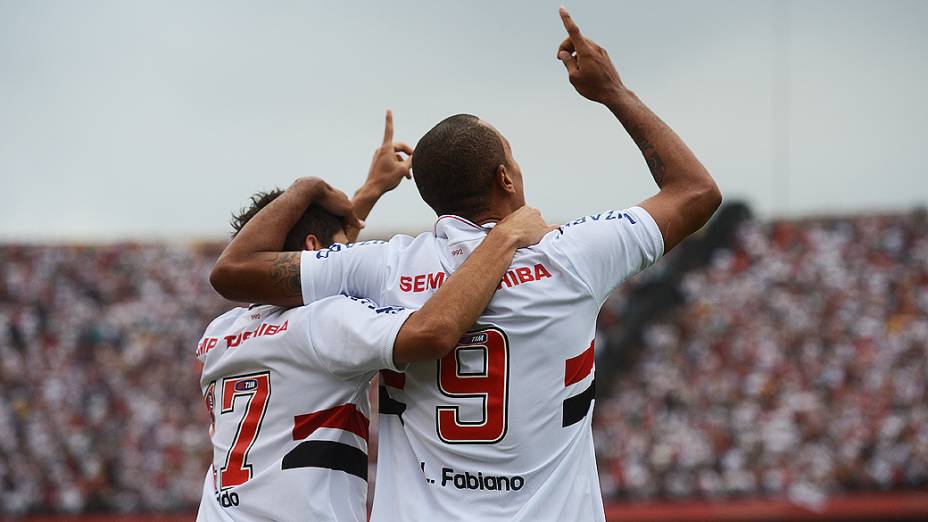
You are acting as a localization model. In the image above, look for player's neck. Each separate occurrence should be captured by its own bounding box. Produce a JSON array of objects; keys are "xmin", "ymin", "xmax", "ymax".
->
[
  {"xmin": 467, "ymin": 203, "xmax": 517, "ymax": 226},
  {"xmin": 468, "ymin": 211, "xmax": 506, "ymax": 225}
]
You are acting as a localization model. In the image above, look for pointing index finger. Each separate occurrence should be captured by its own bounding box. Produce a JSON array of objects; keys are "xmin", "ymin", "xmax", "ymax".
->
[
  {"xmin": 559, "ymin": 6, "xmax": 584, "ymax": 49},
  {"xmin": 382, "ymin": 109, "xmax": 394, "ymax": 146}
]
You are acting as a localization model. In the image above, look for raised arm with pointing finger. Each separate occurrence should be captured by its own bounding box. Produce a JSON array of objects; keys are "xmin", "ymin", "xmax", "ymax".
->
[
  {"xmin": 210, "ymin": 111, "xmax": 414, "ymax": 306},
  {"xmin": 556, "ymin": 6, "xmax": 721, "ymax": 251},
  {"xmin": 350, "ymin": 110, "xmax": 414, "ymax": 240}
]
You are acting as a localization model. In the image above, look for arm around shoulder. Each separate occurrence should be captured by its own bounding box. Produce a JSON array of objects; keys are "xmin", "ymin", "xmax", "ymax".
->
[
  {"xmin": 209, "ymin": 177, "xmax": 363, "ymax": 307},
  {"xmin": 391, "ymin": 207, "xmax": 557, "ymax": 366},
  {"xmin": 211, "ymin": 251, "xmax": 303, "ymax": 306}
]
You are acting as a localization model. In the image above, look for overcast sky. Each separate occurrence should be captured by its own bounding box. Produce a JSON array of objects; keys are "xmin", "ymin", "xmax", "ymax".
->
[{"xmin": 1, "ymin": 0, "xmax": 926, "ymax": 241}]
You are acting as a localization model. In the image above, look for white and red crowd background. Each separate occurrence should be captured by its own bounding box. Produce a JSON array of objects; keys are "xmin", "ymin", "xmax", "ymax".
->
[{"xmin": 1, "ymin": 203, "xmax": 926, "ymax": 521}]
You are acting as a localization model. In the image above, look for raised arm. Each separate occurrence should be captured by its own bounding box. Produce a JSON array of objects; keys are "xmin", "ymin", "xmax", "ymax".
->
[
  {"xmin": 556, "ymin": 6, "xmax": 722, "ymax": 252},
  {"xmin": 392, "ymin": 207, "xmax": 557, "ymax": 365},
  {"xmin": 347, "ymin": 110, "xmax": 414, "ymax": 242},
  {"xmin": 210, "ymin": 177, "xmax": 360, "ymax": 306},
  {"xmin": 210, "ymin": 111, "xmax": 414, "ymax": 304}
]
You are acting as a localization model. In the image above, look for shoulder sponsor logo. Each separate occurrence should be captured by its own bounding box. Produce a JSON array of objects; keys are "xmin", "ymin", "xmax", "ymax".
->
[
  {"xmin": 313, "ymin": 240, "xmax": 387, "ymax": 259},
  {"xmin": 559, "ymin": 210, "xmax": 638, "ymax": 233},
  {"xmin": 345, "ymin": 295, "xmax": 406, "ymax": 315}
]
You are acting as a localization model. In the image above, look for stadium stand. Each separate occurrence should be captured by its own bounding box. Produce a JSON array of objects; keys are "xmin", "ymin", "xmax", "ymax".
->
[
  {"xmin": 595, "ymin": 208, "xmax": 928, "ymax": 507},
  {"xmin": 0, "ymin": 243, "xmax": 224, "ymax": 514},
  {"xmin": 1, "ymin": 206, "xmax": 926, "ymax": 519}
]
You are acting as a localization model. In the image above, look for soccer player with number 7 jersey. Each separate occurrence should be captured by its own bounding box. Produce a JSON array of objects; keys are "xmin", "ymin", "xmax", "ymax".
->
[
  {"xmin": 210, "ymin": 7, "xmax": 722, "ymax": 521},
  {"xmin": 196, "ymin": 181, "xmax": 553, "ymax": 521}
]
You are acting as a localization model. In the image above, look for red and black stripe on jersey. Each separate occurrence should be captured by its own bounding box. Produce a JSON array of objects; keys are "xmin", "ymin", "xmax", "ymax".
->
[{"xmin": 282, "ymin": 403, "xmax": 370, "ymax": 480}]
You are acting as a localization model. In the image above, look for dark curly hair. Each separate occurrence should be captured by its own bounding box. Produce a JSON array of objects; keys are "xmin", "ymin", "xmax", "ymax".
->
[{"xmin": 231, "ymin": 189, "xmax": 345, "ymax": 251}]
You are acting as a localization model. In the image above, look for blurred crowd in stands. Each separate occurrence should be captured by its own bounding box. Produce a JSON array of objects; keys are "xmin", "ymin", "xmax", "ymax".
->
[
  {"xmin": 595, "ymin": 212, "xmax": 928, "ymax": 507},
  {"xmin": 0, "ymin": 211, "xmax": 926, "ymax": 515},
  {"xmin": 0, "ymin": 244, "xmax": 224, "ymax": 514}
]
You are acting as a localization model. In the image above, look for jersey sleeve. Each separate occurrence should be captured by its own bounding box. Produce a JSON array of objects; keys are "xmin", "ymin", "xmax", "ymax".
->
[
  {"xmin": 547, "ymin": 206, "xmax": 664, "ymax": 304},
  {"xmin": 299, "ymin": 240, "xmax": 389, "ymax": 305},
  {"xmin": 307, "ymin": 295, "xmax": 414, "ymax": 377}
]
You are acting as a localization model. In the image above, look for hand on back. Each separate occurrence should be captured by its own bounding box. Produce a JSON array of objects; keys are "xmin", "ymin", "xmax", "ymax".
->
[{"xmin": 494, "ymin": 206, "xmax": 560, "ymax": 249}]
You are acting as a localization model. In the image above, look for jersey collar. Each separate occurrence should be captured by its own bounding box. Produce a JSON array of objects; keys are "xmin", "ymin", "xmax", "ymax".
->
[
  {"xmin": 433, "ymin": 215, "xmax": 496, "ymax": 242},
  {"xmin": 433, "ymin": 215, "xmax": 497, "ymax": 269}
]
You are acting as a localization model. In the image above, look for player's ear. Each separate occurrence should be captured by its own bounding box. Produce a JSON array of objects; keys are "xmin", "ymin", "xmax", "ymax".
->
[
  {"xmin": 304, "ymin": 234, "xmax": 323, "ymax": 251},
  {"xmin": 497, "ymin": 164, "xmax": 516, "ymax": 194}
]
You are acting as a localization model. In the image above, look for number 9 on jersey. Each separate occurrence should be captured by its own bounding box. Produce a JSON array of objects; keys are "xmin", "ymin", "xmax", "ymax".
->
[{"xmin": 436, "ymin": 327, "xmax": 509, "ymax": 444}]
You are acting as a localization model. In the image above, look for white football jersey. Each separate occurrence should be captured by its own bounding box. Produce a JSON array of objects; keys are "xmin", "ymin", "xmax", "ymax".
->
[
  {"xmin": 299, "ymin": 207, "xmax": 664, "ymax": 521},
  {"xmin": 194, "ymin": 295, "xmax": 412, "ymax": 522}
]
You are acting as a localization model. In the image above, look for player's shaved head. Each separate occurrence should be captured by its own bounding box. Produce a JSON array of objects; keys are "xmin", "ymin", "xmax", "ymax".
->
[
  {"xmin": 412, "ymin": 114, "xmax": 507, "ymax": 218},
  {"xmin": 231, "ymin": 190, "xmax": 345, "ymax": 251}
]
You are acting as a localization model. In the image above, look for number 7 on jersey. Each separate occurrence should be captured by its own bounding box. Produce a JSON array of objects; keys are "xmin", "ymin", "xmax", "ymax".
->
[{"xmin": 217, "ymin": 372, "xmax": 271, "ymax": 489}]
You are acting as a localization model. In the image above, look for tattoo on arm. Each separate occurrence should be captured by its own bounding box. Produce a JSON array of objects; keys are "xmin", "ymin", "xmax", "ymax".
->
[
  {"xmin": 641, "ymin": 141, "xmax": 666, "ymax": 185},
  {"xmin": 628, "ymin": 124, "xmax": 666, "ymax": 186},
  {"xmin": 269, "ymin": 252, "xmax": 301, "ymax": 297}
]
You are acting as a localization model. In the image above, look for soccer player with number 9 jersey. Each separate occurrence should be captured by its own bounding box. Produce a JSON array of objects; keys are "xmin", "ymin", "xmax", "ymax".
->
[{"xmin": 211, "ymin": 7, "xmax": 721, "ymax": 521}]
